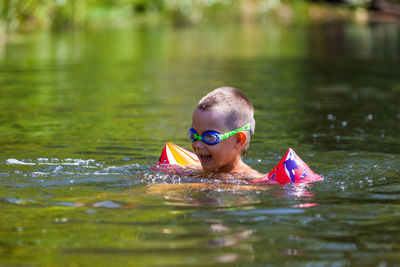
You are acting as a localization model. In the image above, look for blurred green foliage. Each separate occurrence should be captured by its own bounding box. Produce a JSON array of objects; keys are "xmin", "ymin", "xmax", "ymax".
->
[{"xmin": 0, "ymin": 0, "xmax": 399, "ymax": 34}]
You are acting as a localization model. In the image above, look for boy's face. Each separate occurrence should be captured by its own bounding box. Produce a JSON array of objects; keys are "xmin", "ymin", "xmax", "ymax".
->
[{"xmin": 191, "ymin": 108, "xmax": 243, "ymax": 172}]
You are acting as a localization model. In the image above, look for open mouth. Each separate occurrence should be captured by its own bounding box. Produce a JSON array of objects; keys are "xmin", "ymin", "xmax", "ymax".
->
[{"xmin": 199, "ymin": 154, "xmax": 212, "ymax": 163}]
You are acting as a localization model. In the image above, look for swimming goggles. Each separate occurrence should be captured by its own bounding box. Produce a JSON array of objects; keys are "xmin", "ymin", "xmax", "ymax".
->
[{"xmin": 188, "ymin": 121, "xmax": 252, "ymax": 145}]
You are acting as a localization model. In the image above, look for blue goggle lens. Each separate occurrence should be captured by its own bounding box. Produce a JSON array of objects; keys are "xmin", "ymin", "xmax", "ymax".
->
[
  {"xmin": 188, "ymin": 128, "xmax": 221, "ymax": 145},
  {"xmin": 202, "ymin": 133, "xmax": 220, "ymax": 145}
]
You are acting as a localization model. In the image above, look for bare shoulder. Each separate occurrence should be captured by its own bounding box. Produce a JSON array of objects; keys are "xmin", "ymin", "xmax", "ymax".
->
[{"xmin": 239, "ymin": 165, "xmax": 264, "ymax": 180}]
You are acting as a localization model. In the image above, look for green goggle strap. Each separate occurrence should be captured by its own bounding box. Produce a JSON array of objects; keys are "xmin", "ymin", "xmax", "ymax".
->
[
  {"xmin": 193, "ymin": 132, "xmax": 202, "ymax": 140},
  {"xmin": 220, "ymin": 121, "xmax": 252, "ymax": 140}
]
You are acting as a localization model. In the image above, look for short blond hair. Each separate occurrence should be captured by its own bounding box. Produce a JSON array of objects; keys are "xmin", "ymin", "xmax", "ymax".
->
[{"xmin": 196, "ymin": 86, "xmax": 255, "ymax": 155}]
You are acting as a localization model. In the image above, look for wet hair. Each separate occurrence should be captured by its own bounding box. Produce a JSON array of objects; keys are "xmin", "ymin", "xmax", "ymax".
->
[{"xmin": 196, "ymin": 86, "xmax": 255, "ymax": 155}]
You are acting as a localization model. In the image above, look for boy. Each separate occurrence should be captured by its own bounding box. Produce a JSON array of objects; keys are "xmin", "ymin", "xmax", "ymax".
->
[{"xmin": 188, "ymin": 86, "xmax": 264, "ymax": 180}]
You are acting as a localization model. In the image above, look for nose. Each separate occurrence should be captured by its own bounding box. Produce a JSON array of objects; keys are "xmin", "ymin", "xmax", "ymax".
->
[{"xmin": 191, "ymin": 140, "xmax": 205, "ymax": 151}]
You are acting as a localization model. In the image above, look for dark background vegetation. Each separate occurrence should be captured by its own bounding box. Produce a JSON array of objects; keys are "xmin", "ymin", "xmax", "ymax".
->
[{"xmin": 1, "ymin": 0, "xmax": 400, "ymax": 36}]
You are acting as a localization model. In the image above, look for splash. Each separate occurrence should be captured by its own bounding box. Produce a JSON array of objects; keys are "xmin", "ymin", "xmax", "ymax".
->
[{"xmin": 0, "ymin": 158, "xmax": 146, "ymax": 187}]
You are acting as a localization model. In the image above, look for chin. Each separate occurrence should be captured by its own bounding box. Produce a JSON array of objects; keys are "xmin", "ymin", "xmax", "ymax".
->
[{"xmin": 200, "ymin": 163, "xmax": 215, "ymax": 172}]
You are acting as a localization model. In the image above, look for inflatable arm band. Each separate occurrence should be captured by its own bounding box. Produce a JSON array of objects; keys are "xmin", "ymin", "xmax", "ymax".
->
[{"xmin": 157, "ymin": 142, "xmax": 323, "ymax": 184}]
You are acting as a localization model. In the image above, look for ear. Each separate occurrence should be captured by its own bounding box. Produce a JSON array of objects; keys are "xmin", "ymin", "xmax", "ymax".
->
[{"xmin": 237, "ymin": 131, "xmax": 247, "ymax": 147}]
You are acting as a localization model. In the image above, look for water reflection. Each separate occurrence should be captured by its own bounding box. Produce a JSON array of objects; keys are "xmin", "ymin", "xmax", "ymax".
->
[
  {"xmin": 147, "ymin": 183, "xmax": 265, "ymax": 207},
  {"xmin": 206, "ymin": 223, "xmax": 255, "ymax": 263},
  {"xmin": 1, "ymin": 24, "xmax": 399, "ymax": 159},
  {"xmin": 146, "ymin": 180, "xmax": 328, "ymax": 264},
  {"xmin": 1, "ymin": 21, "xmax": 400, "ymax": 265},
  {"xmin": 146, "ymin": 178, "xmax": 320, "ymax": 210}
]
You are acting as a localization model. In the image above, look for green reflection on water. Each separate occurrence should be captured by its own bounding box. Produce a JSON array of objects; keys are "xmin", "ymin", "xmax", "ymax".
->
[{"xmin": 0, "ymin": 22, "xmax": 400, "ymax": 265}]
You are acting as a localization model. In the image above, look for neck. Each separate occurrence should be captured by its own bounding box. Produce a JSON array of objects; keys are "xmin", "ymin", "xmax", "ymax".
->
[{"xmin": 215, "ymin": 156, "xmax": 247, "ymax": 174}]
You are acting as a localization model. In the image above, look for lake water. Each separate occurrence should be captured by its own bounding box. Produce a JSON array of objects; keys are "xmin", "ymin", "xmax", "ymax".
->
[{"xmin": 1, "ymin": 21, "xmax": 399, "ymax": 265}]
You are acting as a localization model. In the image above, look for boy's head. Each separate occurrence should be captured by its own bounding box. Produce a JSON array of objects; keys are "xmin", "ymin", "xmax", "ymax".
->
[
  {"xmin": 196, "ymin": 86, "xmax": 255, "ymax": 135},
  {"xmin": 190, "ymin": 86, "xmax": 255, "ymax": 172}
]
